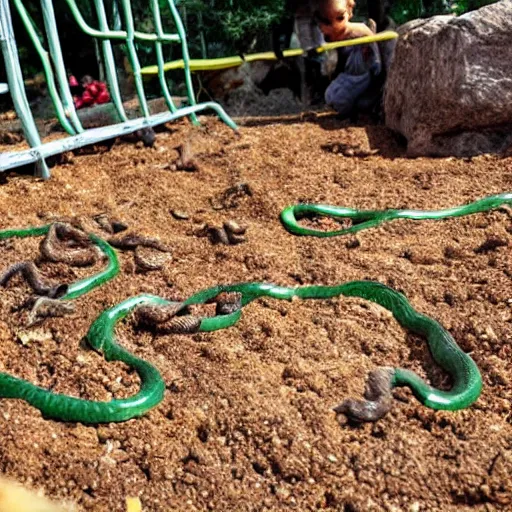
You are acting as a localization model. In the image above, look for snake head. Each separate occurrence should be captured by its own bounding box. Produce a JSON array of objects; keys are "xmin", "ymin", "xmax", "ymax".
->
[{"xmin": 333, "ymin": 367, "xmax": 395, "ymax": 422}]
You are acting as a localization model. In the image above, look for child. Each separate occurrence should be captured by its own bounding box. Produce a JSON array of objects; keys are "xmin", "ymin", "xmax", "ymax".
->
[{"xmin": 312, "ymin": 0, "xmax": 385, "ymax": 119}]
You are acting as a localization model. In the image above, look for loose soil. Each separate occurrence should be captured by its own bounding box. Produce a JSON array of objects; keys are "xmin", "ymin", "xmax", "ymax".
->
[{"xmin": 0, "ymin": 113, "xmax": 511, "ymax": 512}]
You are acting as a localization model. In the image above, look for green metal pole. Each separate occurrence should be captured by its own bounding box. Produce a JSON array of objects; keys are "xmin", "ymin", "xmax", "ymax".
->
[
  {"xmin": 0, "ymin": 0, "xmax": 50, "ymax": 177},
  {"xmin": 64, "ymin": 0, "xmax": 180, "ymax": 42},
  {"xmin": 119, "ymin": 0, "xmax": 150, "ymax": 118},
  {"xmin": 93, "ymin": 0, "xmax": 128, "ymax": 122},
  {"xmin": 13, "ymin": 0, "xmax": 77, "ymax": 134},
  {"xmin": 169, "ymin": 0, "xmax": 199, "ymax": 125},
  {"xmin": 40, "ymin": 0, "xmax": 84, "ymax": 133},
  {"xmin": 150, "ymin": 0, "xmax": 178, "ymax": 113},
  {"xmin": 0, "ymin": 101, "xmax": 238, "ymax": 171}
]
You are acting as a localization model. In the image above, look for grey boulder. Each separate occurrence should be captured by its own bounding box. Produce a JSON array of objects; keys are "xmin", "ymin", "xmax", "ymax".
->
[{"xmin": 384, "ymin": 0, "xmax": 512, "ymax": 157}]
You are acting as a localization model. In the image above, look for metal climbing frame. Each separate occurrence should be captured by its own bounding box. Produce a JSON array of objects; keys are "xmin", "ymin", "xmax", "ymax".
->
[{"xmin": 0, "ymin": 0, "xmax": 237, "ymax": 178}]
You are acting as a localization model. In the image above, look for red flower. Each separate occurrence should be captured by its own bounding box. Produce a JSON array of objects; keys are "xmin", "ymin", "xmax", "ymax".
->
[
  {"xmin": 73, "ymin": 78, "xmax": 110, "ymax": 108},
  {"xmin": 86, "ymin": 82, "xmax": 99, "ymax": 97},
  {"xmin": 96, "ymin": 90, "xmax": 110, "ymax": 104},
  {"xmin": 81, "ymin": 90, "xmax": 95, "ymax": 105}
]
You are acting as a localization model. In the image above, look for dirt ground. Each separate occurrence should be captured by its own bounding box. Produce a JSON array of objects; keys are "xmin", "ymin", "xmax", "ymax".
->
[{"xmin": 0, "ymin": 112, "xmax": 511, "ymax": 512}]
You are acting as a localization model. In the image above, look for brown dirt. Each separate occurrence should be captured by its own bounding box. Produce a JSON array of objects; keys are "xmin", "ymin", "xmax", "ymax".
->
[{"xmin": 0, "ymin": 113, "xmax": 511, "ymax": 512}]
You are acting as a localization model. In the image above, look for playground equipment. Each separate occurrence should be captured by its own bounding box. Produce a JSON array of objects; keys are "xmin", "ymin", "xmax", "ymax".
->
[
  {"xmin": 0, "ymin": 0, "xmax": 398, "ymax": 179},
  {"xmin": 140, "ymin": 30, "xmax": 399, "ymax": 74},
  {"xmin": 0, "ymin": 0, "xmax": 237, "ymax": 178}
]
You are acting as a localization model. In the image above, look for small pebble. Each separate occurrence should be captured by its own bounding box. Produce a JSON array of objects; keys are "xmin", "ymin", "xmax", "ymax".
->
[
  {"xmin": 224, "ymin": 220, "xmax": 246, "ymax": 235},
  {"xmin": 170, "ymin": 209, "xmax": 189, "ymax": 220},
  {"xmin": 208, "ymin": 227, "xmax": 230, "ymax": 245}
]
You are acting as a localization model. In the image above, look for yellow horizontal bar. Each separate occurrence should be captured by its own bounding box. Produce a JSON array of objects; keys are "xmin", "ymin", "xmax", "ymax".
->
[
  {"xmin": 244, "ymin": 48, "xmax": 304, "ymax": 62},
  {"xmin": 140, "ymin": 31, "xmax": 398, "ymax": 75},
  {"xmin": 142, "ymin": 56, "xmax": 244, "ymax": 74},
  {"xmin": 318, "ymin": 30, "xmax": 398, "ymax": 52}
]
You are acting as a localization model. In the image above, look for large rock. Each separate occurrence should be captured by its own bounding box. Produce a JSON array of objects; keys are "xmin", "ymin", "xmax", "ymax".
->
[{"xmin": 384, "ymin": 1, "xmax": 512, "ymax": 157}]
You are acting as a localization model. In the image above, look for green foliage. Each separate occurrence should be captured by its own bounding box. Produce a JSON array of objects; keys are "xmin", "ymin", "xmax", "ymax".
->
[
  {"xmin": 222, "ymin": 9, "xmax": 280, "ymax": 42},
  {"xmin": 447, "ymin": 0, "xmax": 497, "ymax": 15},
  {"xmin": 389, "ymin": 0, "xmax": 498, "ymax": 25},
  {"xmin": 175, "ymin": 0, "xmax": 285, "ymax": 56}
]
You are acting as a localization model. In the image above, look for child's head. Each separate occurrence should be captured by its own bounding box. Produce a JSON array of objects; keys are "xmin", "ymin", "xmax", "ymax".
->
[{"xmin": 312, "ymin": 0, "xmax": 355, "ymax": 41}]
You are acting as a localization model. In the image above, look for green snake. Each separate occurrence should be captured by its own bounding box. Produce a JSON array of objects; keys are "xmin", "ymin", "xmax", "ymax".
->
[
  {"xmin": 280, "ymin": 192, "xmax": 512, "ymax": 237},
  {"xmin": 0, "ymin": 225, "xmax": 159, "ymax": 423},
  {"xmin": 0, "ymin": 192, "xmax": 509, "ymax": 423}
]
